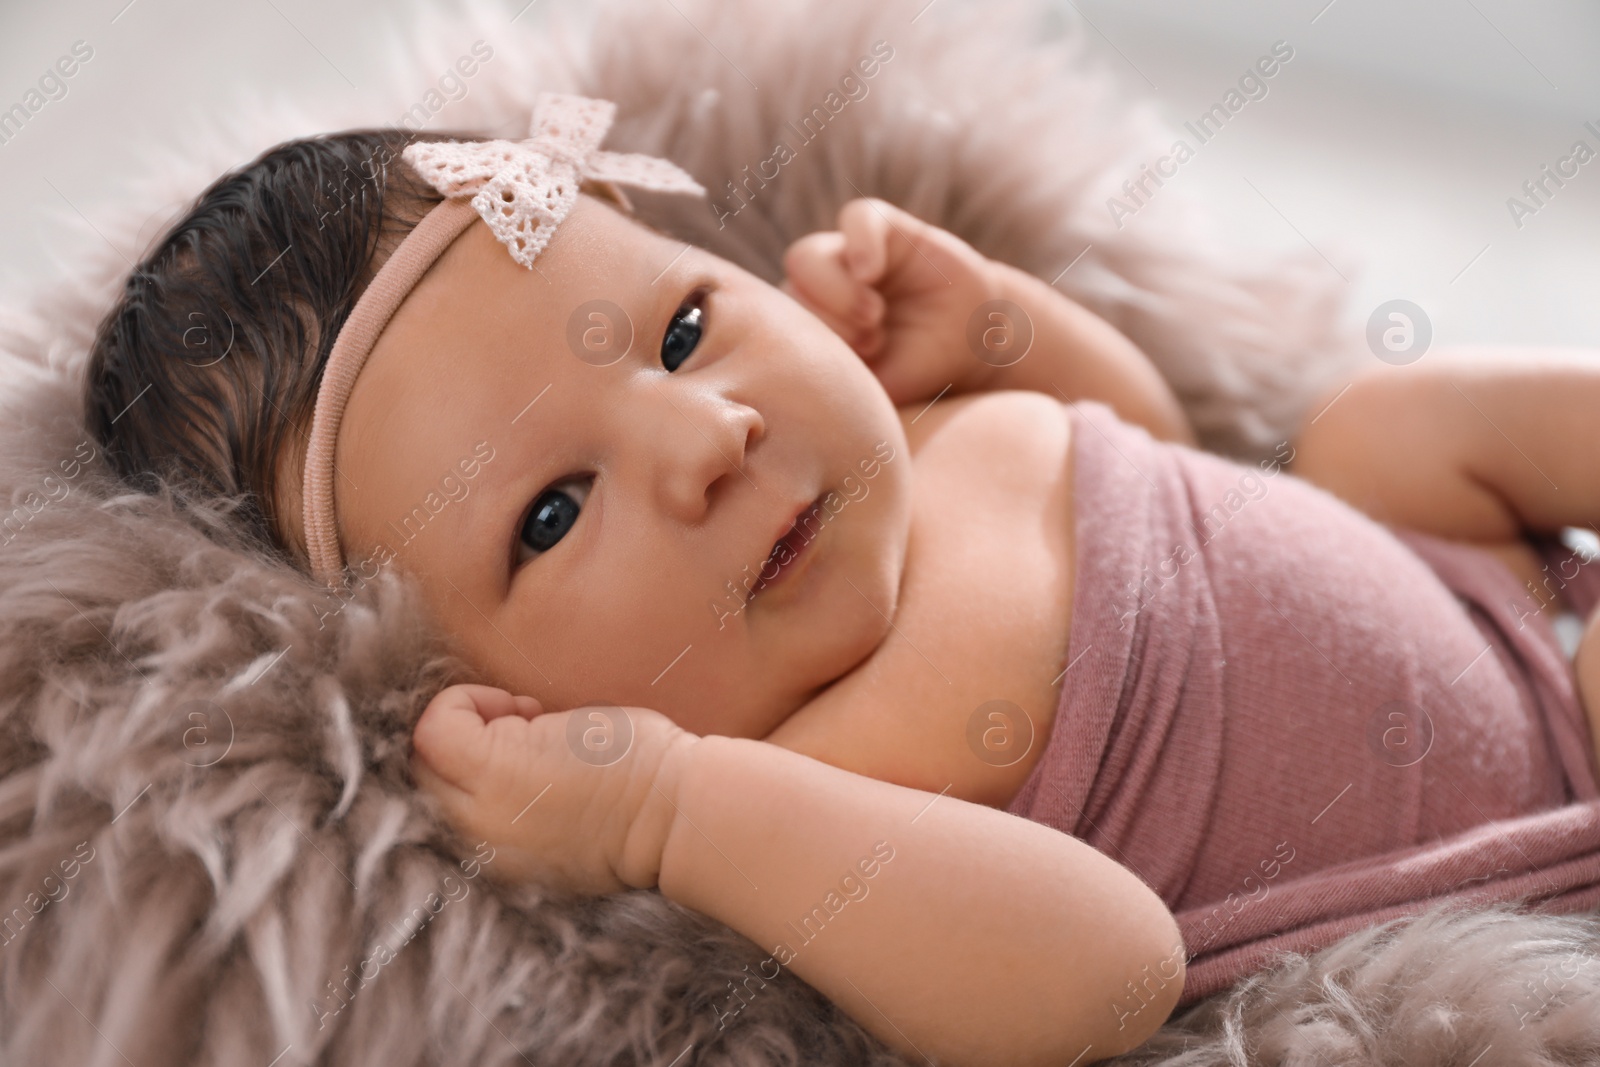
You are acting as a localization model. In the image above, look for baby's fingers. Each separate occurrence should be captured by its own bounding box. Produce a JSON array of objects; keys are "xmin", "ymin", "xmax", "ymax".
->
[
  {"xmin": 411, "ymin": 689, "xmax": 495, "ymax": 790},
  {"xmin": 783, "ymin": 231, "xmax": 886, "ymax": 332},
  {"xmin": 837, "ymin": 198, "xmax": 892, "ymax": 284},
  {"xmin": 452, "ymin": 683, "xmax": 543, "ymax": 722},
  {"xmin": 841, "ymin": 197, "xmax": 983, "ymax": 297}
]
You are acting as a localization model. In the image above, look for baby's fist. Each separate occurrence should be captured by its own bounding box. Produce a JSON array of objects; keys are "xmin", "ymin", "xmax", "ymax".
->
[
  {"xmin": 410, "ymin": 684, "xmax": 696, "ymax": 896},
  {"xmin": 781, "ymin": 197, "xmax": 1006, "ymax": 406}
]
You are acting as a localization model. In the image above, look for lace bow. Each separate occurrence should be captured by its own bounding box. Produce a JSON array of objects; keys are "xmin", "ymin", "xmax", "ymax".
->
[{"xmin": 401, "ymin": 91, "xmax": 706, "ymax": 269}]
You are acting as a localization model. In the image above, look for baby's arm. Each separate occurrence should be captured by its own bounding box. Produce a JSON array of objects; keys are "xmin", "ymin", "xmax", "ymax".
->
[
  {"xmin": 983, "ymin": 259, "xmax": 1197, "ymax": 447},
  {"xmin": 782, "ymin": 198, "xmax": 1196, "ymax": 447},
  {"xmin": 643, "ymin": 735, "xmax": 1186, "ymax": 1066},
  {"xmin": 1289, "ymin": 346, "xmax": 1600, "ymax": 542},
  {"xmin": 412, "ymin": 687, "xmax": 1186, "ymax": 1066}
]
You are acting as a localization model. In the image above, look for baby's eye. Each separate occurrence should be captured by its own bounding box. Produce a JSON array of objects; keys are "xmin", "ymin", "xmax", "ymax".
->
[
  {"xmin": 517, "ymin": 476, "xmax": 591, "ymax": 562},
  {"xmin": 661, "ymin": 288, "xmax": 707, "ymax": 372}
]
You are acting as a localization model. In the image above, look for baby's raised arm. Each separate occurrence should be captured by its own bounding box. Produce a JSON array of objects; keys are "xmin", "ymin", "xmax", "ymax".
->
[
  {"xmin": 983, "ymin": 258, "xmax": 1197, "ymax": 446},
  {"xmin": 412, "ymin": 685, "xmax": 1185, "ymax": 1066},
  {"xmin": 782, "ymin": 197, "xmax": 1196, "ymax": 447}
]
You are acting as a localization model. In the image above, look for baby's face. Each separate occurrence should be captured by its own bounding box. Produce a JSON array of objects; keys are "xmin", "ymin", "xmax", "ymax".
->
[{"xmin": 331, "ymin": 194, "xmax": 912, "ymax": 739}]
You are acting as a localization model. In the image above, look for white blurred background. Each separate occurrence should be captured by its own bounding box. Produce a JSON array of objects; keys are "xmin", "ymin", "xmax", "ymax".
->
[
  {"xmin": 0, "ymin": 0, "xmax": 1596, "ymax": 346},
  {"xmin": 1060, "ymin": 0, "xmax": 1600, "ymax": 347}
]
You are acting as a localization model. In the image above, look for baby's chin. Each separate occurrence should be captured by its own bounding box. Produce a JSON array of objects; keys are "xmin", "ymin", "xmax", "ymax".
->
[{"xmin": 801, "ymin": 471, "xmax": 911, "ymax": 691}]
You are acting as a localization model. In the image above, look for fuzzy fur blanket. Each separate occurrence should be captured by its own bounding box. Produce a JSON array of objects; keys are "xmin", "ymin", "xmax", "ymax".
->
[{"xmin": 4, "ymin": 0, "xmax": 1600, "ymax": 1063}]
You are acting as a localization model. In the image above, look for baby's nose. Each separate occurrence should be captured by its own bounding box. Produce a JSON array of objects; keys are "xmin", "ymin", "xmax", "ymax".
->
[{"xmin": 639, "ymin": 383, "xmax": 764, "ymax": 521}]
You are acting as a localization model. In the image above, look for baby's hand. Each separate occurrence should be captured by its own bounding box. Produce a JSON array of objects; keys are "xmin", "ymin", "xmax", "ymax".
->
[
  {"xmin": 410, "ymin": 683, "xmax": 697, "ymax": 895},
  {"xmin": 781, "ymin": 197, "xmax": 1008, "ymax": 406}
]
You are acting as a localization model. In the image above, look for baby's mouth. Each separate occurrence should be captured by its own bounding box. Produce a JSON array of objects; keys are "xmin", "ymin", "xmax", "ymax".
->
[{"xmin": 753, "ymin": 493, "xmax": 826, "ymax": 597}]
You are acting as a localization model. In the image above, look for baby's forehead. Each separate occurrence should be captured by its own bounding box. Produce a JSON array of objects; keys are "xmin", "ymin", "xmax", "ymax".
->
[
  {"xmin": 355, "ymin": 195, "xmax": 704, "ymax": 434},
  {"xmin": 441, "ymin": 192, "xmax": 693, "ymax": 304}
]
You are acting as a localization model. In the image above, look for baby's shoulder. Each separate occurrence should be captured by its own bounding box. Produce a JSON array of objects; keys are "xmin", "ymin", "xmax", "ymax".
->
[
  {"xmin": 764, "ymin": 388, "xmax": 1077, "ymax": 808},
  {"xmin": 895, "ymin": 388, "xmax": 1070, "ymax": 461}
]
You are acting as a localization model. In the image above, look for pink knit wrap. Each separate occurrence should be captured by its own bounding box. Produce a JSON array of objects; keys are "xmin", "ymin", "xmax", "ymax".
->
[{"xmin": 1005, "ymin": 399, "xmax": 1600, "ymax": 1007}]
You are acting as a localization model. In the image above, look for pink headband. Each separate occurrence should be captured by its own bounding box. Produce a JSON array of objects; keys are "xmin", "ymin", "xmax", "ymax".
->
[{"xmin": 300, "ymin": 92, "xmax": 706, "ymax": 586}]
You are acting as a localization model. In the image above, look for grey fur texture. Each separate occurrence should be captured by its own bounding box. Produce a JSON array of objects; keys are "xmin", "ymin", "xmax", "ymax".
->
[
  {"xmin": 3, "ymin": 0, "xmax": 1598, "ymax": 1063},
  {"xmin": 1119, "ymin": 902, "xmax": 1600, "ymax": 1067}
]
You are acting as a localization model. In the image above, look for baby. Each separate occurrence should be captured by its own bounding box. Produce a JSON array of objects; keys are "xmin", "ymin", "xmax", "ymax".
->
[{"xmin": 81, "ymin": 94, "xmax": 1600, "ymax": 1066}]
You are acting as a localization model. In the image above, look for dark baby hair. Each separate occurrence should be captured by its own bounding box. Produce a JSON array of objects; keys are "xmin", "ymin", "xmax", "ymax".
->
[
  {"xmin": 81, "ymin": 128, "xmax": 633, "ymax": 570},
  {"xmin": 80, "ymin": 127, "xmax": 472, "ymax": 564}
]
